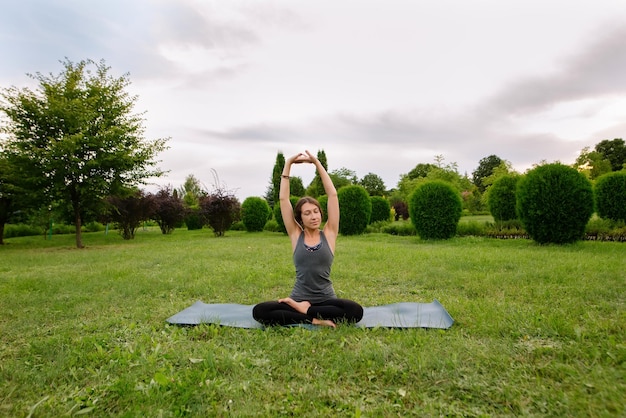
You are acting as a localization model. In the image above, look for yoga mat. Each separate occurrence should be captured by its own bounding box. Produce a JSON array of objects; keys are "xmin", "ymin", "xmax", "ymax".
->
[{"xmin": 166, "ymin": 300, "xmax": 454, "ymax": 329}]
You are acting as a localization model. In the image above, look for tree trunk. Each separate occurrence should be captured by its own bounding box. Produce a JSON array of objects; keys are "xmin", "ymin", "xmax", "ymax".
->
[
  {"xmin": 74, "ymin": 207, "xmax": 84, "ymax": 248},
  {"xmin": 0, "ymin": 222, "xmax": 5, "ymax": 245}
]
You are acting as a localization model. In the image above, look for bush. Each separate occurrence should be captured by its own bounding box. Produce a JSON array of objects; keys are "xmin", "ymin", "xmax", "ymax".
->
[
  {"xmin": 391, "ymin": 201, "xmax": 409, "ymax": 220},
  {"xmin": 83, "ymin": 221, "xmax": 105, "ymax": 233},
  {"xmin": 200, "ymin": 191, "xmax": 241, "ymax": 237},
  {"xmin": 456, "ymin": 221, "xmax": 487, "ymax": 237},
  {"xmin": 595, "ymin": 171, "xmax": 626, "ymax": 222},
  {"xmin": 365, "ymin": 220, "xmax": 391, "ymax": 233},
  {"xmin": 106, "ymin": 190, "xmax": 157, "ymax": 240},
  {"xmin": 585, "ymin": 216, "xmax": 626, "ymax": 241},
  {"xmin": 184, "ymin": 209, "xmax": 203, "ymax": 231},
  {"xmin": 230, "ymin": 220, "xmax": 245, "ymax": 231},
  {"xmin": 241, "ymin": 197, "xmax": 271, "ymax": 232},
  {"xmin": 516, "ymin": 163, "xmax": 594, "ymax": 244},
  {"xmin": 51, "ymin": 223, "xmax": 76, "ymax": 235},
  {"xmin": 152, "ymin": 186, "xmax": 185, "ymax": 234},
  {"xmin": 488, "ymin": 174, "xmax": 519, "ymax": 221},
  {"xmin": 337, "ymin": 185, "xmax": 371, "ymax": 235},
  {"xmin": 370, "ymin": 196, "xmax": 391, "ymax": 224},
  {"xmin": 409, "ymin": 180, "xmax": 462, "ymax": 239},
  {"xmin": 382, "ymin": 220, "xmax": 416, "ymax": 236},
  {"xmin": 263, "ymin": 219, "xmax": 280, "ymax": 232},
  {"xmin": 3, "ymin": 223, "xmax": 42, "ymax": 238}
]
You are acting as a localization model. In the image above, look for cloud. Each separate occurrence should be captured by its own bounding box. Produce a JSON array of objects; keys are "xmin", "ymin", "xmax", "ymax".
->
[
  {"xmin": 487, "ymin": 25, "xmax": 626, "ymax": 116},
  {"xmin": 3, "ymin": 1, "xmax": 626, "ymax": 200}
]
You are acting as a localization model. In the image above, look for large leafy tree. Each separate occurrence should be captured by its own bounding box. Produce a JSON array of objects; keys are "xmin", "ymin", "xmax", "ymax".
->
[
  {"xmin": 359, "ymin": 172, "xmax": 386, "ymax": 196},
  {"xmin": 329, "ymin": 167, "xmax": 357, "ymax": 190},
  {"xmin": 574, "ymin": 146, "xmax": 612, "ymax": 180},
  {"xmin": 594, "ymin": 138, "xmax": 625, "ymax": 172},
  {"xmin": 407, "ymin": 163, "xmax": 437, "ymax": 180},
  {"xmin": 472, "ymin": 155, "xmax": 503, "ymax": 193},
  {"xmin": 396, "ymin": 156, "xmax": 471, "ymax": 203},
  {"xmin": 0, "ymin": 59, "xmax": 167, "ymax": 248}
]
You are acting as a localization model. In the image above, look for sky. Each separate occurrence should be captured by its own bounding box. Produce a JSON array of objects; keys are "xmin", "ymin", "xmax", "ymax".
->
[{"xmin": 1, "ymin": 0, "xmax": 625, "ymax": 200}]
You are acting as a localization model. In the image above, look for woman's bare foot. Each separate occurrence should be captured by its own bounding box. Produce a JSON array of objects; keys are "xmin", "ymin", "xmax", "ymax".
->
[
  {"xmin": 278, "ymin": 297, "xmax": 311, "ymax": 314},
  {"xmin": 312, "ymin": 318, "xmax": 336, "ymax": 328}
]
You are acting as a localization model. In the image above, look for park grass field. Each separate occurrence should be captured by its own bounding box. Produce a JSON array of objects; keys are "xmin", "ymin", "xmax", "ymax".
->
[{"xmin": 1, "ymin": 228, "xmax": 624, "ymax": 417}]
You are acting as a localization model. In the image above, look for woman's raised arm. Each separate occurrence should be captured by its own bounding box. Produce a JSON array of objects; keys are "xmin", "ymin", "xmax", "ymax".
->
[
  {"xmin": 305, "ymin": 150, "xmax": 339, "ymax": 251},
  {"xmin": 280, "ymin": 153, "xmax": 308, "ymax": 244}
]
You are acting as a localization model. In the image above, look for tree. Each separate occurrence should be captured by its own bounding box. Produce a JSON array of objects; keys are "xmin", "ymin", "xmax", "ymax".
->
[
  {"xmin": 306, "ymin": 150, "xmax": 328, "ymax": 197},
  {"xmin": 407, "ymin": 163, "xmax": 437, "ymax": 180},
  {"xmin": 288, "ymin": 177, "xmax": 306, "ymax": 198},
  {"xmin": 179, "ymin": 174, "xmax": 205, "ymax": 208},
  {"xmin": 481, "ymin": 160, "xmax": 515, "ymax": 190},
  {"xmin": 152, "ymin": 185, "xmax": 185, "ymax": 234},
  {"xmin": 472, "ymin": 155, "xmax": 503, "ymax": 193},
  {"xmin": 329, "ymin": 167, "xmax": 357, "ymax": 190},
  {"xmin": 179, "ymin": 174, "xmax": 205, "ymax": 230},
  {"xmin": 574, "ymin": 147, "xmax": 612, "ymax": 180},
  {"xmin": 359, "ymin": 172, "xmax": 386, "ymax": 196},
  {"xmin": 0, "ymin": 59, "xmax": 167, "ymax": 248},
  {"xmin": 396, "ymin": 156, "xmax": 470, "ymax": 203},
  {"xmin": 595, "ymin": 138, "xmax": 626, "ymax": 172},
  {"xmin": 266, "ymin": 152, "xmax": 285, "ymax": 208}
]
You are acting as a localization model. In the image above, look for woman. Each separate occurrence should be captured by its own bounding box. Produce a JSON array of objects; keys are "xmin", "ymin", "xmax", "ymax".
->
[{"xmin": 252, "ymin": 150, "xmax": 364, "ymax": 328}]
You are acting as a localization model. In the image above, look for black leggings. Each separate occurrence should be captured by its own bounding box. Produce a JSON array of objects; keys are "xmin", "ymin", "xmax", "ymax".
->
[{"xmin": 252, "ymin": 298, "xmax": 364, "ymax": 326}]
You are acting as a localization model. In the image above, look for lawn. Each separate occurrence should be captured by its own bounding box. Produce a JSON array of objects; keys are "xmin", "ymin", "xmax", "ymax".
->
[{"xmin": 1, "ymin": 229, "xmax": 624, "ymax": 417}]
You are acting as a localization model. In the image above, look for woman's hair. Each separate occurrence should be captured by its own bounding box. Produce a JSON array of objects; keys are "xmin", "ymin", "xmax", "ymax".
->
[{"xmin": 294, "ymin": 197, "xmax": 323, "ymax": 227}]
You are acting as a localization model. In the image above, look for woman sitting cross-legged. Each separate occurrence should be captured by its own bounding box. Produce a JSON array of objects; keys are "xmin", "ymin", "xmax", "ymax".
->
[{"xmin": 252, "ymin": 150, "xmax": 363, "ymax": 328}]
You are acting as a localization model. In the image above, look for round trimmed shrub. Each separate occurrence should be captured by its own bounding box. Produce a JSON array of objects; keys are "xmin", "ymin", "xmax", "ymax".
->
[
  {"xmin": 409, "ymin": 180, "xmax": 462, "ymax": 239},
  {"xmin": 241, "ymin": 197, "xmax": 270, "ymax": 232},
  {"xmin": 595, "ymin": 171, "xmax": 626, "ymax": 222},
  {"xmin": 516, "ymin": 163, "xmax": 593, "ymax": 244},
  {"xmin": 184, "ymin": 209, "xmax": 203, "ymax": 230},
  {"xmin": 488, "ymin": 174, "xmax": 520, "ymax": 221},
  {"xmin": 370, "ymin": 196, "xmax": 391, "ymax": 224},
  {"xmin": 337, "ymin": 185, "xmax": 371, "ymax": 235}
]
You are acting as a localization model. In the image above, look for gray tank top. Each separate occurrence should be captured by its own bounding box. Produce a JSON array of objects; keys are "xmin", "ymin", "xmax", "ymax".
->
[{"xmin": 289, "ymin": 231, "xmax": 337, "ymax": 303}]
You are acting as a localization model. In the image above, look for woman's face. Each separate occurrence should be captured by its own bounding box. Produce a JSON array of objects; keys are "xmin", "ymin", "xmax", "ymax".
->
[{"xmin": 299, "ymin": 202, "xmax": 321, "ymax": 229}]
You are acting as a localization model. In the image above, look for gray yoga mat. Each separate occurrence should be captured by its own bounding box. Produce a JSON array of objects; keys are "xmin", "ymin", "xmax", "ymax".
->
[{"xmin": 166, "ymin": 300, "xmax": 454, "ymax": 329}]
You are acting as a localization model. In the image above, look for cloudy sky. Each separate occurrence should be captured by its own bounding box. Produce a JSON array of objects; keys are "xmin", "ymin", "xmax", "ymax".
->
[{"xmin": 2, "ymin": 0, "xmax": 625, "ymax": 200}]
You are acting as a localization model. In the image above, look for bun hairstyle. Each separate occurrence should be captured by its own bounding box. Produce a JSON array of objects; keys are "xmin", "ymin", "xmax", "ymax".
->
[{"xmin": 294, "ymin": 197, "xmax": 323, "ymax": 228}]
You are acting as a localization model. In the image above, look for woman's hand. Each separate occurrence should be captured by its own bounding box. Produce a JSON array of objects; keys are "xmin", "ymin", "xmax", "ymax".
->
[
  {"xmin": 304, "ymin": 150, "xmax": 318, "ymax": 164},
  {"xmin": 287, "ymin": 152, "xmax": 309, "ymax": 165}
]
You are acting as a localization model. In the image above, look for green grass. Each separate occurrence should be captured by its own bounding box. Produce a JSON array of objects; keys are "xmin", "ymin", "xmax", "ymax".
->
[{"xmin": 1, "ymin": 229, "xmax": 624, "ymax": 417}]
